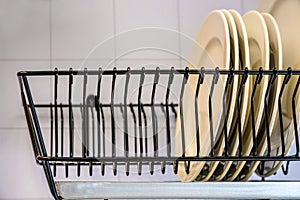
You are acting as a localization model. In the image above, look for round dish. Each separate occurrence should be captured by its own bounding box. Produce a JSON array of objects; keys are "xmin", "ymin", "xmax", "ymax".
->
[
  {"xmin": 195, "ymin": 9, "xmax": 239, "ymax": 181},
  {"xmin": 226, "ymin": 10, "xmax": 269, "ymax": 181},
  {"xmin": 239, "ymin": 12, "xmax": 283, "ymax": 180},
  {"xmin": 256, "ymin": 0, "xmax": 300, "ymax": 177},
  {"xmin": 213, "ymin": 9, "xmax": 251, "ymax": 181},
  {"xmin": 175, "ymin": 10, "xmax": 230, "ymax": 182}
]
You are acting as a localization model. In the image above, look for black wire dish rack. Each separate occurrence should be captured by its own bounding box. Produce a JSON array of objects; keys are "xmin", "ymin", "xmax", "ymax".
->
[{"xmin": 18, "ymin": 67, "xmax": 300, "ymax": 200}]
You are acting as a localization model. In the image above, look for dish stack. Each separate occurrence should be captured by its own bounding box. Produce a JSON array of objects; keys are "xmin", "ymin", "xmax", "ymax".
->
[{"xmin": 176, "ymin": 9, "xmax": 299, "ymax": 182}]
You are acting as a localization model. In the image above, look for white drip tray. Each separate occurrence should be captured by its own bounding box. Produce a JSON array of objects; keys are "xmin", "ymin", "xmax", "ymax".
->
[{"xmin": 56, "ymin": 181, "xmax": 300, "ymax": 199}]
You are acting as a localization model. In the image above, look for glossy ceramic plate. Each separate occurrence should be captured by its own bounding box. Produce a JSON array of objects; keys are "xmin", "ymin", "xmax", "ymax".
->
[
  {"xmin": 213, "ymin": 9, "xmax": 251, "ymax": 181},
  {"xmin": 257, "ymin": 0, "xmax": 300, "ymax": 177},
  {"xmin": 226, "ymin": 10, "xmax": 269, "ymax": 181},
  {"xmin": 195, "ymin": 9, "xmax": 239, "ymax": 181},
  {"xmin": 176, "ymin": 10, "xmax": 230, "ymax": 182},
  {"xmin": 238, "ymin": 12, "xmax": 283, "ymax": 180}
]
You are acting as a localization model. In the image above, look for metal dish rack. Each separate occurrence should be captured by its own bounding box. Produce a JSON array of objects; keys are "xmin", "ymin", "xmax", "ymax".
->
[{"xmin": 17, "ymin": 67, "xmax": 300, "ymax": 200}]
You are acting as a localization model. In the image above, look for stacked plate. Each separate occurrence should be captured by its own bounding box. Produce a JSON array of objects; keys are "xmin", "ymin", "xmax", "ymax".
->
[
  {"xmin": 257, "ymin": 0, "xmax": 300, "ymax": 178},
  {"xmin": 175, "ymin": 9, "xmax": 297, "ymax": 182}
]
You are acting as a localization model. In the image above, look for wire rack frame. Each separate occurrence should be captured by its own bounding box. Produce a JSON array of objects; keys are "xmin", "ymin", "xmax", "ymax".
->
[{"xmin": 17, "ymin": 67, "xmax": 300, "ymax": 200}]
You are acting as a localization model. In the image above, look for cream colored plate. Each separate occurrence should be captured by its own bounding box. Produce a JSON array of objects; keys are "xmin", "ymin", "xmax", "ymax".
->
[
  {"xmin": 195, "ymin": 9, "xmax": 239, "ymax": 181},
  {"xmin": 238, "ymin": 12, "xmax": 283, "ymax": 180},
  {"xmin": 257, "ymin": 0, "xmax": 300, "ymax": 177},
  {"xmin": 226, "ymin": 10, "xmax": 269, "ymax": 181},
  {"xmin": 212, "ymin": 9, "xmax": 251, "ymax": 181},
  {"xmin": 175, "ymin": 10, "xmax": 230, "ymax": 182}
]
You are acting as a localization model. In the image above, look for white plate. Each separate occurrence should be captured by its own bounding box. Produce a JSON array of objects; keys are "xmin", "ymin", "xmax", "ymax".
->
[
  {"xmin": 213, "ymin": 9, "xmax": 251, "ymax": 181},
  {"xmin": 226, "ymin": 10, "xmax": 269, "ymax": 181},
  {"xmin": 176, "ymin": 10, "xmax": 230, "ymax": 182},
  {"xmin": 195, "ymin": 9, "xmax": 239, "ymax": 181},
  {"xmin": 257, "ymin": 0, "xmax": 300, "ymax": 177}
]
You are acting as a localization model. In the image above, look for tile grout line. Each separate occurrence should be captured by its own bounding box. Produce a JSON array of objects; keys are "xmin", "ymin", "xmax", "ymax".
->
[
  {"xmin": 0, "ymin": 58, "xmax": 181, "ymax": 62},
  {"xmin": 49, "ymin": 0, "xmax": 53, "ymax": 69},
  {"xmin": 112, "ymin": 0, "xmax": 117, "ymax": 67},
  {"xmin": 112, "ymin": 1, "xmax": 120, "ymax": 179},
  {"xmin": 0, "ymin": 59, "xmax": 55, "ymax": 61},
  {"xmin": 177, "ymin": 0, "xmax": 182, "ymax": 68},
  {"xmin": 49, "ymin": 0, "xmax": 53, "ymax": 103},
  {"xmin": 0, "ymin": 128, "xmax": 33, "ymax": 130}
]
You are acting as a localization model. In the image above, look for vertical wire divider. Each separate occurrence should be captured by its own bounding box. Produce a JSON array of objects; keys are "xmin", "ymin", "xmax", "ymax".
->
[
  {"xmin": 86, "ymin": 95, "xmax": 95, "ymax": 176},
  {"xmin": 50, "ymin": 103, "xmax": 53, "ymax": 157},
  {"xmin": 129, "ymin": 103, "xmax": 138, "ymax": 157},
  {"xmin": 150, "ymin": 67, "xmax": 160, "ymax": 175},
  {"xmin": 170, "ymin": 101, "xmax": 177, "ymax": 174},
  {"xmin": 91, "ymin": 100, "xmax": 95, "ymax": 158},
  {"xmin": 60, "ymin": 103, "xmax": 64, "ymax": 157},
  {"xmin": 159, "ymin": 103, "xmax": 167, "ymax": 174},
  {"xmin": 22, "ymin": 75, "xmax": 61, "ymax": 200},
  {"xmin": 171, "ymin": 101, "xmax": 178, "ymax": 174},
  {"xmin": 54, "ymin": 68, "xmax": 58, "ymax": 177},
  {"xmin": 111, "ymin": 67, "xmax": 117, "ymax": 176},
  {"xmin": 259, "ymin": 161, "xmax": 265, "ymax": 181},
  {"xmin": 77, "ymin": 161, "xmax": 81, "ymax": 177},
  {"xmin": 237, "ymin": 68, "xmax": 248, "ymax": 156},
  {"xmin": 78, "ymin": 68, "xmax": 88, "ymax": 177},
  {"xmin": 281, "ymin": 160, "xmax": 290, "ymax": 175},
  {"xmin": 90, "ymin": 103, "xmax": 95, "ymax": 176},
  {"xmin": 292, "ymin": 75, "xmax": 300, "ymax": 156},
  {"xmin": 60, "ymin": 103, "xmax": 65, "ymax": 177},
  {"xmin": 91, "ymin": 98, "xmax": 95, "ymax": 175},
  {"xmin": 141, "ymin": 104, "xmax": 148, "ymax": 156},
  {"xmin": 67, "ymin": 68, "xmax": 74, "ymax": 178},
  {"xmin": 165, "ymin": 67, "xmax": 175, "ymax": 158},
  {"xmin": 195, "ymin": 68, "xmax": 205, "ymax": 158},
  {"xmin": 137, "ymin": 67, "xmax": 145, "ymax": 175},
  {"xmin": 100, "ymin": 103, "xmax": 105, "ymax": 176},
  {"xmin": 119, "ymin": 105, "xmax": 129, "ymax": 176},
  {"xmin": 151, "ymin": 67, "xmax": 160, "ymax": 156},
  {"xmin": 208, "ymin": 67, "xmax": 220, "ymax": 157},
  {"xmin": 281, "ymin": 69, "xmax": 291, "ymax": 172},
  {"xmin": 82, "ymin": 68, "xmax": 88, "ymax": 159},
  {"xmin": 221, "ymin": 68, "xmax": 234, "ymax": 157},
  {"xmin": 264, "ymin": 69, "xmax": 278, "ymax": 157},
  {"xmin": 141, "ymin": 104, "xmax": 148, "ymax": 175},
  {"xmin": 250, "ymin": 68, "xmax": 263, "ymax": 157},
  {"xmin": 95, "ymin": 68, "xmax": 102, "ymax": 159},
  {"xmin": 85, "ymin": 73, "xmax": 90, "ymax": 158},
  {"xmin": 231, "ymin": 68, "xmax": 248, "ymax": 180},
  {"xmin": 119, "ymin": 104, "xmax": 125, "ymax": 174},
  {"xmin": 123, "ymin": 67, "xmax": 131, "ymax": 176},
  {"xmin": 96, "ymin": 68, "xmax": 105, "ymax": 175},
  {"xmin": 179, "ymin": 67, "xmax": 189, "ymax": 174},
  {"xmin": 278, "ymin": 68, "xmax": 292, "ymax": 156},
  {"xmin": 78, "ymin": 103, "xmax": 83, "ymax": 177}
]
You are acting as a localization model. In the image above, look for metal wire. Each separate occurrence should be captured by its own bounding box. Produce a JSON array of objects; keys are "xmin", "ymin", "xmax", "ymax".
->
[{"xmin": 18, "ymin": 67, "xmax": 300, "ymax": 200}]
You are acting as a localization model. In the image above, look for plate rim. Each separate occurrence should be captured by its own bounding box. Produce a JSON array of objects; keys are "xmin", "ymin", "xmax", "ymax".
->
[{"xmin": 176, "ymin": 9, "xmax": 230, "ymax": 182}]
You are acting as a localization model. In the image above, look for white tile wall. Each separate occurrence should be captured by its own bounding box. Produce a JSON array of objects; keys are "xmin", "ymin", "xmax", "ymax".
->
[
  {"xmin": 115, "ymin": 0, "xmax": 179, "ymax": 60},
  {"xmin": 51, "ymin": 0, "xmax": 114, "ymax": 60},
  {"xmin": 1, "ymin": 0, "xmax": 298, "ymax": 199},
  {"xmin": 51, "ymin": 60, "xmax": 116, "ymax": 70},
  {"xmin": 0, "ymin": 61, "xmax": 50, "ymax": 129},
  {"xmin": 0, "ymin": 130, "xmax": 51, "ymax": 199},
  {"xmin": 0, "ymin": 0, "xmax": 50, "ymax": 59}
]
